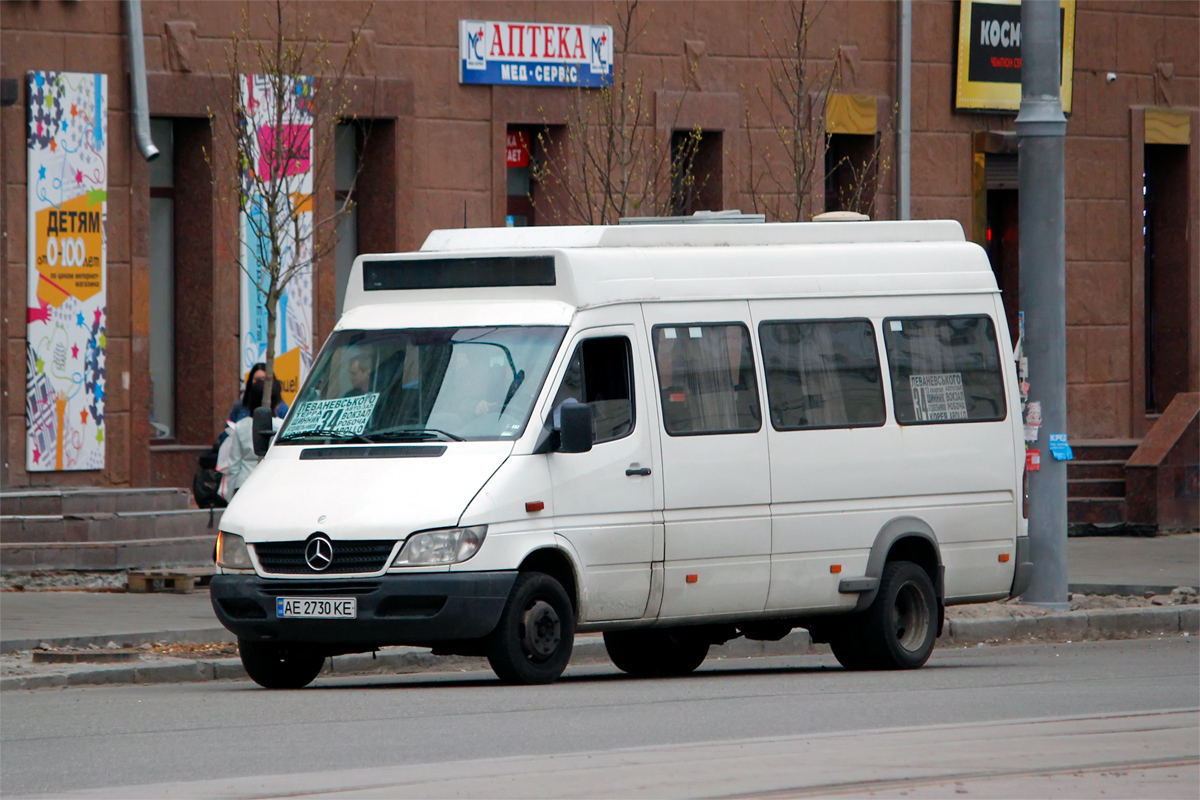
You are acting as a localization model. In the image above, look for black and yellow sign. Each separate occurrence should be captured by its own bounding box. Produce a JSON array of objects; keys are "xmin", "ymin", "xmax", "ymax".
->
[{"xmin": 955, "ymin": 0, "xmax": 1076, "ymax": 113}]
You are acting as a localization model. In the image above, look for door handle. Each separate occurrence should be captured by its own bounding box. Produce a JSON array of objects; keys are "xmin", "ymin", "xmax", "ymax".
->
[{"xmin": 625, "ymin": 467, "xmax": 652, "ymax": 476}]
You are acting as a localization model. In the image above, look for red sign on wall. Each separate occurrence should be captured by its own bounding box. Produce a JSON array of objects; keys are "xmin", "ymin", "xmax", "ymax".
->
[{"xmin": 506, "ymin": 131, "xmax": 530, "ymax": 167}]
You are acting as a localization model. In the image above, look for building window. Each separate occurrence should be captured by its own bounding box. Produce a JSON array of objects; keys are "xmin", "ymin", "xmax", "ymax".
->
[
  {"xmin": 824, "ymin": 133, "xmax": 878, "ymax": 216},
  {"xmin": 149, "ymin": 118, "xmax": 175, "ymax": 439},
  {"xmin": 1143, "ymin": 143, "xmax": 1190, "ymax": 413},
  {"xmin": 670, "ymin": 129, "xmax": 722, "ymax": 216}
]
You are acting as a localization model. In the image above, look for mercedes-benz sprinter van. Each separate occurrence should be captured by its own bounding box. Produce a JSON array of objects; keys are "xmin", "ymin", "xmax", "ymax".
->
[{"xmin": 211, "ymin": 218, "xmax": 1032, "ymax": 688}]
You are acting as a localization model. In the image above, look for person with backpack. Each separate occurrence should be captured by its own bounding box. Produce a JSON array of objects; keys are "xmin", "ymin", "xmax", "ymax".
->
[{"xmin": 216, "ymin": 377, "xmax": 284, "ymax": 502}]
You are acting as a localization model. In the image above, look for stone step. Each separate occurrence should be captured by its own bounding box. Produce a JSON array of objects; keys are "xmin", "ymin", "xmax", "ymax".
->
[
  {"xmin": 1068, "ymin": 497, "xmax": 1127, "ymax": 525},
  {"xmin": 1066, "ymin": 478, "xmax": 1126, "ymax": 498},
  {"xmin": 1067, "ymin": 460, "xmax": 1127, "ymax": 481},
  {"xmin": 0, "ymin": 537, "xmax": 217, "ymax": 572},
  {"xmin": 1, "ymin": 509, "xmax": 222, "ymax": 544},
  {"xmin": 0, "ymin": 488, "xmax": 193, "ymax": 516},
  {"xmin": 1070, "ymin": 439, "xmax": 1141, "ymax": 462},
  {"xmin": 0, "ymin": 508, "xmax": 222, "ymax": 572}
]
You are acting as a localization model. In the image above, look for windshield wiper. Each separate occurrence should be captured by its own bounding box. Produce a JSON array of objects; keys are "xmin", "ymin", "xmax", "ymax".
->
[
  {"xmin": 369, "ymin": 427, "xmax": 466, "ymax": 443},
  {"xmin": 277, "ymin": 428, "xmax": 376, "ymax": 444}
]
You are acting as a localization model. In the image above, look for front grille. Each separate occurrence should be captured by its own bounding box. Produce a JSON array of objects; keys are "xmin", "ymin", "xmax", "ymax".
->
[
  {"xmin": 257, "ymin": 581, "xmax": 382, "ymax": 596},
  {"xmin": 253, "ymin": 540, "xmax": 396, "ymax": 574}
]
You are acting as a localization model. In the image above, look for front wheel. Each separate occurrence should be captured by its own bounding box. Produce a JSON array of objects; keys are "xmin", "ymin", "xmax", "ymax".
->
[
  {"xmin": 238, "ymin": 640, "xmax": 326, "ymax": 689},
  {"xmin": 486, "ymin": 572, "xmax": 575, "ymax": 685},
  {"xmin": 604, "ymin": 629, "xmax": 710, "ymax": 676}
]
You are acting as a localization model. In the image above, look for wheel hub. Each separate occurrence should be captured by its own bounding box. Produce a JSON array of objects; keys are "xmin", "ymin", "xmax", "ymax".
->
[
  {"xmin": 521, "ymin": 599, "xmax": 561, "ymax": 658},
  {"xmin": 891, "ymin": 581, "xmax": 930, "ymax": 652}
]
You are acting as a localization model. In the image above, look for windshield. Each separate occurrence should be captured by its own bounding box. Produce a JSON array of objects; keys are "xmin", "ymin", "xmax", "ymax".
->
[{"xmin": 277, "ymin": 326, "xmax": 566, "ymax": 444}]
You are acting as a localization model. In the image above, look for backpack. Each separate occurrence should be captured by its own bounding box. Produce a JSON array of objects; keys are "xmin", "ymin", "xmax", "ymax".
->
[{"xmin": 192, "ymin": 442, "xmax": 228, "ymax": 509}]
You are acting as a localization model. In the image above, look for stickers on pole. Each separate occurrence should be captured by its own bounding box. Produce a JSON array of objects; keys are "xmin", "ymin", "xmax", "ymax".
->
[
  {"xmin": 25, "ymin": 71, "xmax": 108, "ymax": 471},
  {"xmin": 1026, "ymin": 449, "xmax": 1041, "ymax": 472},
  {"xmin": 1048, "ymin": 433, "xmax": 1074, "ymax": 461},
  {"xmin": 1024, "ymin": 400, "xmax": 1042, "ymax": 444}
]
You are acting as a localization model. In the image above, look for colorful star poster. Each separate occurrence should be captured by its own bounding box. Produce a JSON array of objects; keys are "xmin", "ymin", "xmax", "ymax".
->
[
  {"xmin": 238, "ymin": 74, "xmax": 314, "ymax": 406},
  {"xmin": 26, "ymin": 71, "xmax": 108, "ymax": 472}
]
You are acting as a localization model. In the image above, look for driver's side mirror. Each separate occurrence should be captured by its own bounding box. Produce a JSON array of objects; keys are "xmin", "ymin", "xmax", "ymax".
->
[
  {"xmin": 252, "ymin": 406, "xmax": 275, "ymax": 457},
  {"xmin": 558, "ymin": 403, "xmax": 594, "ymax": 454}
]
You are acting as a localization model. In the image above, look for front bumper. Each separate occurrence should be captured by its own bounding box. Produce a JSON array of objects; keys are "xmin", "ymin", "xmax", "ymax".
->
[{"xmin": 210, "ymin": 571, "xmax": 517, "ymax": 647}]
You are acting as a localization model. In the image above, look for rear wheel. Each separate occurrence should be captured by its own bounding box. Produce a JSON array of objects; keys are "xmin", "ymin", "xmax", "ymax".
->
[
  {"xmin": 486, "ymin": 572, "xmax": 575, "ymax": 684},
  {"xmin": 604, "ymin": 629, "xmax": 710, "ymax": 676},
  {"xmin": 238, "ymin": 640, "xmax": 325, "ymax": 689},
  {"xmin": 830, "ymin": 561, "xmax": 938, "ymax": 671},
  {"xmin": 828, "ymin": 624, "xmax": 873, "ymax": 671}
]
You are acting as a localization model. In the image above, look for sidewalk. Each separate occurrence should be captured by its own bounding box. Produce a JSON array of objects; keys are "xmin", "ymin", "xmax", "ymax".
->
[{"xmin": 1, "ymin": 534, "xmax": 1196, "ymax": 688}]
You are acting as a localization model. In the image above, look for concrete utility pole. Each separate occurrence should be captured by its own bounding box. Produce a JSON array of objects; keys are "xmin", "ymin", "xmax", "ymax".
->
[
  {"xmin": 897, "ymin": 0, "xmax": 912, "ymax": 220},
  {"xmin": 1016, "ymin": 0, "xmax": 1069, "ymax": 607}
]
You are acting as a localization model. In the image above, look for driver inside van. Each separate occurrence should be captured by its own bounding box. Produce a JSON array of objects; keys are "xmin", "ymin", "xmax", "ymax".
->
[{"xmin": 343, "ymin": 352, "xmax": 374, "ymax": 397}]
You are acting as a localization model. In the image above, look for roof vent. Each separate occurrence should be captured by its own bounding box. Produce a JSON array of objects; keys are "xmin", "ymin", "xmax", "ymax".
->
[
  {"xmin": 619, "ymin": 210, "xmax": 766, "ymax": 225},
  {"xmin": 812, "ymin": 211, "xmax": 870, "ymax": 222}
]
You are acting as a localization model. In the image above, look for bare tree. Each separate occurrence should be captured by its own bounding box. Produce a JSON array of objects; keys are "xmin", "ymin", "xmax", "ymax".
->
[
  {"xmin": 742, "ymin": 0, "xmax": 891, "ymax": 221},
  {"xmin": 207, "ymin": 1, "xmax": 370, "ymax": 407},
  {"xmin": 532, "ymin": 1, "xmax": 704, "ymax": 224}
]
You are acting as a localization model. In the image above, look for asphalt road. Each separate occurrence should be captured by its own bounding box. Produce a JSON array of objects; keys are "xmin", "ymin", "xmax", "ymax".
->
[{"xmin": 2, "ymin": 638, "xmax": 1197, "ymax": 798}]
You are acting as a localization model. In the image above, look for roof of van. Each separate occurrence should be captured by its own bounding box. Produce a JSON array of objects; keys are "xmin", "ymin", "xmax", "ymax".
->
[
  {"xmin": 420, "ymin": 219, "xmax": 966, "ymax": 251},
  {"xmin": 341, "ymin": 220, "xmax": 996, "ymax": 324}
]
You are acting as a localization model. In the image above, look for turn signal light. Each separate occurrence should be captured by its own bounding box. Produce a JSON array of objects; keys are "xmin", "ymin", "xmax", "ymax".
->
[
  {"xmin": 830, "ymin": 564, "xmax": 842, "ymax": 574},
  {"xmin": 999, "ymin": 553, "xmax": 1011, "ymax": 563},
  {"xmin": 686, "ymin": 574, "xmax": 698, "ymax": 583}
]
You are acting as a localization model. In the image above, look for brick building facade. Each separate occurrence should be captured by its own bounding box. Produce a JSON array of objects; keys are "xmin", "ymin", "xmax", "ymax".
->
[{"xmin": 1, "ymin": 1, "xmax": 1197, "ymax": 493}]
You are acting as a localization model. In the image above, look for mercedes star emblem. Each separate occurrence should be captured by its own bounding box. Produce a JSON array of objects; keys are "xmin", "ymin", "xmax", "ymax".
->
[{"xmin": 305, "ymin": 535, "xmax": 334, "ymax": 571}]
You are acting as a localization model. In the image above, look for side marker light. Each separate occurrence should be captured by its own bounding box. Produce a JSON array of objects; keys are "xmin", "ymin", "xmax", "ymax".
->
[
  {"xmin": 686, "ymin": 574, "xmax": 698, "ymax": 584},
  {"xmin": 999, "ymin": 553, "xmax": 1011, "ymax": 563},
  {"xmin": 525, "ymin": 501, "xmax": 545, "ymax": 513},
  {"xmin": 830, "ymin": 564, "xmax": 842, "ymax": 574}
]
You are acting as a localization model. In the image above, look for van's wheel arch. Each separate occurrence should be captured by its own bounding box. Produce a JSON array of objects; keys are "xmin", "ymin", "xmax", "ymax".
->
[
  {"xmin": 486, "ymin": 571, "xmax": 576, "ymax": 684},
  {"xmin": 238, "ymin": 640, "xmax": 326, "ymax": 689}
]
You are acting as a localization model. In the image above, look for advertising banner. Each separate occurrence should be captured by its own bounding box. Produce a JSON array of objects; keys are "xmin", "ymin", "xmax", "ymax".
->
[
  {"xmin": 239, "ymin": 74, "xmax": 314, "ymax": 406},
  {"xmin": 460, "ymin": 20, "xmax": 613, "ymax": 87},
  {"xmin": 955, "ymin": 0, "xmax": 1076, "ymax": 113},
  {"xmin": 26, "ymin": 71, "xmax": 108, "ymax": 471}
]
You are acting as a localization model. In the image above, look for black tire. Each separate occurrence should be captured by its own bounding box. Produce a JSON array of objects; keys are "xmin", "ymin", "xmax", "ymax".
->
[
  {"xmin": 486, "ymin": 572, "xmax": 575, "ymax": 685},
  {"xmin": 603, "ymin": 629, "xmax": 710, "ymax": 677},
  {"xmin": 828, "ymin": 623, "xmax": 873, "ymax": 671},
  {"xmin": 858, "ymin": 560, "xmax": 938, "ymax": 670},
  {"xmin": 238, "ymin": 640, "xmax": 326, "ymax": 689}
]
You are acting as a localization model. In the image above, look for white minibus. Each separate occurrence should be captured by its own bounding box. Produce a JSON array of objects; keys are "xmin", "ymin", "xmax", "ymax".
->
[{"xmin": 211, "ymin": 218, "xmax": 1032, "ymax": 688}]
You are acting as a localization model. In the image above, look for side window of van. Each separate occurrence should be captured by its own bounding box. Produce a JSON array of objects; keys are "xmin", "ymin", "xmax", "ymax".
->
[
  {"xmin": 653, "ymin": 324, "xmax": 762, "ymax": 435},
  {"xmin": 550, "ymin": 337, "xmax": 634, "ymax": 443},
  {"xmin": 760, "ymin": 319, "xmax": 886, "ymax": 430},
  {"xmin": 883, "ymin": 315, "xmax": 1007, "ymax": 424}
]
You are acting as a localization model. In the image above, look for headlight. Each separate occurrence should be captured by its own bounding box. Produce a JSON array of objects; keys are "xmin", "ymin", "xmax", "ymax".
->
[
  {"xmin": 216, "ymin": 531, "xmax": 253, "ymax": 569},
  {"xmin": 392, "ymin": 525, "xmax": 487, "ymax": 566}
]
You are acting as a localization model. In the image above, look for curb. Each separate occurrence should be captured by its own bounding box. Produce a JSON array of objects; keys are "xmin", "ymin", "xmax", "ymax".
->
[
  {"xmin": 1, "ymin": 628, "xmax": 233, "ymax": 656},
  {"xmin": 3, "ymin": 607, "xmax": 1195, "ymax": 691},
  {"xmin": 1067, "ymin": 582, "xmax": 1197, "ymax": 598}
]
